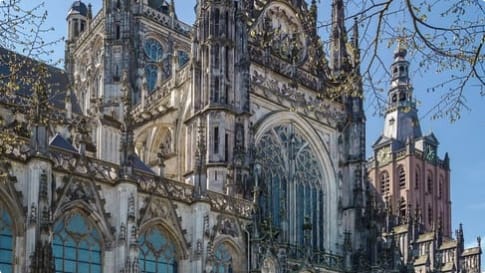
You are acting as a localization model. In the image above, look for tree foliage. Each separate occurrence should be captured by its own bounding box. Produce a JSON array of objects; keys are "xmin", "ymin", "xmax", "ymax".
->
[
  {"xmin": 0, "ymin": 0, "xmax": 59, "ymax": 93},
  {"xmin": 320, "ymin": 0, "xmax": 485, "ymax": 121},
  {"xmin": 0, "ymin": 0, "xmax": 59, "ymax": 152}
]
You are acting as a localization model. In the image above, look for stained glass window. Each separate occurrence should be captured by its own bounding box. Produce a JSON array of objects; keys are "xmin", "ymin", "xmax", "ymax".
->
[
  {"xmin": 144, "ymin": 38, "xmax": 164, "ymax": 61},
  {"xmin": 144, "ymin": 38, "xmax": 164, "ymax": 92},
  {"xmin": 256, "ymin": 123, "xmax": 325, "ymax": 252},
  {"xmin": 53, "ymin": 212, "xmax": 102, "ymax": 273},
  {"xmin": 178, "ymin": 51, "xmax": 189, "ymax": 67},
  {"xmin": 0, "ymin": 205, "xmax": 13, "ymax": 273},
  {"xmin": 139, "ymin": 226, "xmax": 177, "ymax": 273},
  {"xmin": 214, "ymin": 243, "xmax": 232, "ymax": 273},
  {"xmin": 145, "ymin": 64, "xmax": 158, "ymax": 92}
]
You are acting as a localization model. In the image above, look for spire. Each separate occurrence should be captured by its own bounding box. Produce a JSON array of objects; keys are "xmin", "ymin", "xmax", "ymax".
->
[
  {"xmin": 381, "ymin": 41, "xmax": 422, "ymax": 143},
  {"xmin": 169, "ymin": 0, "xmax": 176, "ymax": 19},
  {"xmin": 350, "ymin": 17, "xmax": 360, "ymax": 69},
  {"xmin": 330, "ymin": 0, "xmax": 350, "ymax": 73}
]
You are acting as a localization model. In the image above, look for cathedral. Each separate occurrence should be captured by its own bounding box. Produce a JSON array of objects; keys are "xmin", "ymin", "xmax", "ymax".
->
[{"xmin": 0, "ymin": 0, "xmax": 480, "ymax": 273}]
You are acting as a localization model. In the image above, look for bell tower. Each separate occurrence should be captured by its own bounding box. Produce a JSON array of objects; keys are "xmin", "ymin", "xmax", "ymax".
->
[
  {"xmin": 188, "ymin": 0, "xmax": 250, "ymax": 196},
  {"xmin": 368, "ymin": 43, "xmax": 452, "ymax": 243}
]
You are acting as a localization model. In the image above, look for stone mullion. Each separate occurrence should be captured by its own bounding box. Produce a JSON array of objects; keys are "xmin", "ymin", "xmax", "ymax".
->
[{"xmin": 26, "ymin": 159, "xmax": 54, "ymax": 273}]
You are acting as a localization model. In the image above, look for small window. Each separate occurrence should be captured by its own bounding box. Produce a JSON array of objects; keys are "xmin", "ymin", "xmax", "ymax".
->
[
  {"xmin": 224, "ymin": 133, "xmax": 228, "ymax": 162},
  {"xmin": 415, "ymin": 167, "xmax": 420, "ymax": 189},
  {"xmin": 399, "ymin": 92, "xmax": 406, "ymax": 101},
  {"xmin": 213, "ymin": 126, "xmax": 219, "ymax": 154},
  {"xmin": 116, "ymin": 24, "xmax": 121, "ymax": 40},
  {"xmin": 427, "ymin": 172, "xmax": 433, "ymax": 193}
]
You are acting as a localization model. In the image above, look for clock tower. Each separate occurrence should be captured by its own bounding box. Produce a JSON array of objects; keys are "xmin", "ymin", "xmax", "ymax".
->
[{"xmin": 368, "ymin": 43, "xmax": 451, "ymax": 240}]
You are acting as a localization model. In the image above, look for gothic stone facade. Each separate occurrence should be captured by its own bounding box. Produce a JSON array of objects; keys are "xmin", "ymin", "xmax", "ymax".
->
[
  {"xmin": 0, "ymin": 0, "xmax": 367, "ymax": 272},
  {"xmin": 0, "ymin": 1, "xmax": 480, "ymax": 273}
]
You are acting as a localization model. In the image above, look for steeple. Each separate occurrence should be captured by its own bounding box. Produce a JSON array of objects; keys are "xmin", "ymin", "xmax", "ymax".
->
[
  {"xmin": 381, "ymin": 42, "xmax": 422, "ymax": 143},
  {"xmin": 330, "ymin": 0, "xmax": 350, "ymax": 74}
]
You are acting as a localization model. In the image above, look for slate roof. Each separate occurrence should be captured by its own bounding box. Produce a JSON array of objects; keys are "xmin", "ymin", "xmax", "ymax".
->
[
  {"xmin": 49, "ymin": 133, "xmax": 79, "ymax": 153},
  {"xmin": 0, "ymin": 47, "xmax": 82, "ymax": 114},
  {"xmin": 133, "ymin": 155, "xmax": 155, "ymax": 174}
]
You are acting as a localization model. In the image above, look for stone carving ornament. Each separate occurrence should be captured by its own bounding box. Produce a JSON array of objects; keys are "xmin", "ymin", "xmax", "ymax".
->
[{"xmin": 250, "ymin": 3, "xmax": 307, "ymax": 64}]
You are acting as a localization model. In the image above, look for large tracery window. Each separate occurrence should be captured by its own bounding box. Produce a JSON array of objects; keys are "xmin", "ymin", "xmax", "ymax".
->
[
  {"xmin": 214, "ymin": 243, "xmax": 233, "ymax": 273},
  {"xmin": 139, "ymin": 225, "xmax": 177, "ymax": 273},
  {"xmin": 144, "ymin": 38, "xmax": 165, "ymax": 92},
  {"xmin": 53, "ymin": 212, "xmax": 102, "ymax": 273},
  {"xmin": 256, "ymin": 124, "xmax": 325, "ymax": 253},
  {"xmin": 0, "ymin": 205, "xmax": 13, "ymax": 273}
]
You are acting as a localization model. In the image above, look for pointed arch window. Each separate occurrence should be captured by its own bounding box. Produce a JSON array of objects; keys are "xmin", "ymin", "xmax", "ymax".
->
[
  {"xmin": 139, "ymin": 225, "xmax": 177, "ymax": 273},
  {"xmin": 0, "ymin": 205, "xmax": 13, "ymax": 273},
  {"xmin": 53, "ymin": 212, "xmax": 102, "ymax": 273},
  {"xmin": 144, "ymin": 38, "xmax": 164, "ymax": 92},
  {"xmin": 256, "ymin": 124, "xmax": 325, "ymax": 253},
  {"xmin": 214, "ymin": 243, "xmax": 233, "ymax": 273}
]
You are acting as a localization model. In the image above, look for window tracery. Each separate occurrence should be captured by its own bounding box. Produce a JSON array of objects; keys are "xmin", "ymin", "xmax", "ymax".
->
[
  {"xmin": 53, "ymin": 212, "xmax": 102, "ymax": 273},
  {"xmin": 256, "ymin": 123, "xmax": 325, "ymax": 251},
  {"xmin": 143, "ymin": 38, "xmax": 170, "ymax": 92},
  {"xmin": 214, "ymin": 243, "xmax": 233, "ymax": 273},
  {"xmin": 138, "ymin": 225, "xmax": 177, "ymax": 273},
  {"xmin": 0, "ymin": 205, "xmax": 13, "ymax": 273}
]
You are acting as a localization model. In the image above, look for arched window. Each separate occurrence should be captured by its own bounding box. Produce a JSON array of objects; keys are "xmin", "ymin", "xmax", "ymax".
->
[
  {"xmin": 256, "ymin": 124, "xmax": 325, "ymax": 253},
  {"xmin": 139, "ymin": 225, "xmax": 177, "ymax": 273},
  {"xmin": 0, "ymin": 205, "xmax": 13, "ymax": 273},
  {"xmin": 380, "ymin": 171, "xmax": 390, "ymax": 196},
  {"xmin": 398, "ymin": 165, "xmax": 406, "ymax": 188},
  {"xmin": 214, "ymin": 243, "xmax": 233, "ymax": 273},
  {"xmin": 144, "ymin": 38, "xmax": 164, "ymax": 92},
  {"xmin": 53, "ymin": 212, "xmax": 102, "ymax": 273}
]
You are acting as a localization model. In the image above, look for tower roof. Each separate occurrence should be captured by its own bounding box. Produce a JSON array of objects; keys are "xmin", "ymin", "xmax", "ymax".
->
[
  {"xmin": 68, "ymin": 1, "xmax": 88, "ymax": 17},
  {"xmin": 379, "ymin": 43, "xmax": 422, "ymax": 147}
]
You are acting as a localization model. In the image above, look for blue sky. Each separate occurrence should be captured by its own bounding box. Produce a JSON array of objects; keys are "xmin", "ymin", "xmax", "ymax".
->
[{"xmin": 33, "ymin": 0, "xmax": 484, "ymax": 258}]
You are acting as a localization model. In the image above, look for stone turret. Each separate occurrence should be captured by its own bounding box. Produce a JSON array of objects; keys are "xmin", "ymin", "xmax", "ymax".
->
[
  {"xmin": 66, "ymin": 1, "xmax": 89, "ymax": 42},
  {"xmin": 189, "ymin": 0, "xmax": 251, "ymax": 196}
]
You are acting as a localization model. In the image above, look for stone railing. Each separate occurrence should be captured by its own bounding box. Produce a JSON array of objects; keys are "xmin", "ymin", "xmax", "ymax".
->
[
  {"xmin": 283, "ymin": 244, "xmax": 345, "ymax": 271},
  {"xmin": 141, "ymin": 5, "xmax": 192, "ymax": 35},
  {"xmin": 206, "ymin": 191, "xmax": 254, "ymax": 219}
]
